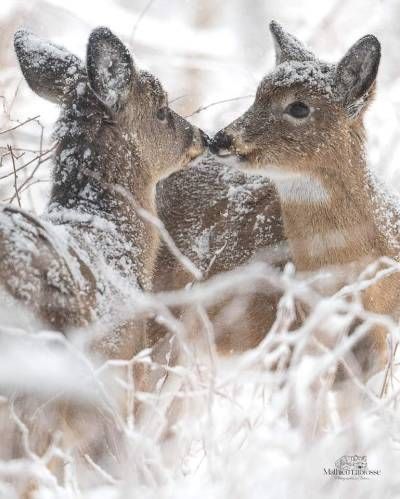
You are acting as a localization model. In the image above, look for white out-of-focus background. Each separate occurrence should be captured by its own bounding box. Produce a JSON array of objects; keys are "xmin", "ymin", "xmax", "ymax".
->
[{"xmin": 0, "ymin": 0, "xmax": 400, "ymax": 213}]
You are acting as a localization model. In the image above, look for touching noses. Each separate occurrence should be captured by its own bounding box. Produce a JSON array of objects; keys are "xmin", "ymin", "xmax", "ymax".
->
[
  {"xmin": 210, "ymin": 130, "xmax": 233, "ymax": 155},
  {"xmin": 188, "ymin": 127, "xmax": 210, "ymax": 159}
]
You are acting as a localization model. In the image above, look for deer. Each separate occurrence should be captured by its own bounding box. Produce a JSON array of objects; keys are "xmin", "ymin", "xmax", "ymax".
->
[
  {"xmin": 138, "ymin": 154, "xmax": 286, "ymax": 459},
  {"xmin": 211, "ymin": 21, "xmax": 400, "ymax": 430},
  {"xmin": 153, "ymin": 154, "xmax": 287, "ymax": 354},
  {"xmin": 0, "ymin": 26, "xmax": 206, "ymax": 487}
]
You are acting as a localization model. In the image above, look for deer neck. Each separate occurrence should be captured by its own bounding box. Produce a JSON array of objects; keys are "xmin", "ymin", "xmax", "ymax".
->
[
  {"xmin": 46, "ymin": 90, "xmax": 159, "ymax": 289},
  {"xmin": 270, "ymin": 142, "xmax": 394, "ymax": 273}
]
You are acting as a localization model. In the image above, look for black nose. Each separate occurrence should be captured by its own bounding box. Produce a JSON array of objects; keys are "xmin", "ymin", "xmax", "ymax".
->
[
  {"xmin": 199, "ymin": 129, "xmax": 210, "ymax": 146},
  {"xmin": 210, "ymin": 130, "xmax": 232, "ymax": 154}
]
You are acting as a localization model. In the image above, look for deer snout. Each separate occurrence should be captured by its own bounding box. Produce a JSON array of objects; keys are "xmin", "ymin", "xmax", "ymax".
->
[
  {"xmin": 188, "ymin": 127, "xmax": 209, "ymax": 159},
  {"xmin": 210, "ymin": 130, "xmax": 233, "ymax": 156},
  {"xmin": 200, "ymin": 129, "xmax": 210, "ymax": 147}
]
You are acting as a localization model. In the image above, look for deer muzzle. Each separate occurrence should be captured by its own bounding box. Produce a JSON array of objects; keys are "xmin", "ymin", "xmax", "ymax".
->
[
  {"xmin": 210, "ymin": 130, "xmax": 233, "ymax": 156},
  {"xmin": 188, "ymin": 127, "xmax": 210, "ymax": 159}
]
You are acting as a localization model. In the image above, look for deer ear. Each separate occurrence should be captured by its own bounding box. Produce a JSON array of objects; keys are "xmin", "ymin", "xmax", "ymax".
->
[
  {"xmin": 86, "ymin": 27, "xmax": 134, "ymax": 110},
  {"xmin": 335, "ymin": 35, "xmax": 381, "ymax": 113},
  {"xmin": 269, "ymin": 20, "xmax": 315, "ymax": 65},
  {"xmin": 14, "ymin": 29, "xmax": 85, "ymax": 104}
]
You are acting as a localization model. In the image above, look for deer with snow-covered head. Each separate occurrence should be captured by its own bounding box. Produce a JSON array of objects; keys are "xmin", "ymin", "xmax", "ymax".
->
[
  {"xmin": 9, "ymin": 26, "xmax": 205, "ymax": 347},
  {"xmin": 212, "ymin": 21, "xmax": 398, "ymax": 383},
  {"xmin": 0, "ymin": 26, "xmax": 205, "ymax": 477}
]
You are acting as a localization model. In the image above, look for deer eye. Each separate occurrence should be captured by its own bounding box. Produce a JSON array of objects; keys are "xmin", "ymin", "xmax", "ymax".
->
[
  {"xmin": 156, "ymin": 106, "xmax": 170, "ymax": 122},
  {"xmin": 285, "ymin": 101, "xmax": 310, "ymax": 119}
]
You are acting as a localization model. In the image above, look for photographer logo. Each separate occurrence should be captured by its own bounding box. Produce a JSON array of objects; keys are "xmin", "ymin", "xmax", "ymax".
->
[{"xmin": 324, "ymin": 455, "xmax": 381, "ymax": 480}]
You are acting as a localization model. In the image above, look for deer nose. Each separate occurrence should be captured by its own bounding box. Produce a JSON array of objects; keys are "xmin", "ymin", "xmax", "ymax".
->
[
  {"xmin": 199, "ymin": 129, "xmax": 210, "ymax": 146},
  {"xmin": 210, "ymin": 130, "xmax": 233, "ymax": 155}
]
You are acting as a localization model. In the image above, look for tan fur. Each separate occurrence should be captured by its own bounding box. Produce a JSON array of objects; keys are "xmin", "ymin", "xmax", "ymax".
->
[{"xmin": 212, "ymin": 26, "xmax": 394, "ymax": 381}]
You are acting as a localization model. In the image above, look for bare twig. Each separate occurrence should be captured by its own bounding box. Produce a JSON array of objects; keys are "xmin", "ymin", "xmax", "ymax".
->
[
  {"xmin": 0, "ymin": 115, "xmax": 40, "ymax": 135},
  {"xmin": 9, "ymin": 122, "xmax": 50, "ymax": 205},
  {"xmin": 133, "ymin": 201, "xmax": 203, "ymax": 281},
  {"xmin": 8, "ymin": 145, "xmax": 21, "ymax": 207},
  {"xmin": 9, "ymin": 400, "xmax": 38, "ymax": 462},
  {"xmin": 81, "ymin": 169, "xmax": 203, "ymax": 281},
  {"xmin": 3, "ymin": 178, "xmax": 50, "ymax": 203},
  {"xmin": 0, "ymin": 144, "xmax": 56, "ymax": 181},
  {"xmin": 131, "ymin": 0, "xmax": 158, "ymax": 41},
  {"xmin": 84, "ymin": 454, "xmax": 118, "ymax": 485},
  {"xmin": 184, "ymin": 95, "xmax": 254, "ymax": 118}
]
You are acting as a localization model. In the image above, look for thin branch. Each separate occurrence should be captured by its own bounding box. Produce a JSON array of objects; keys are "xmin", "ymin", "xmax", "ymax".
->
[
  {"xmin": 0, "ymin": 115, "xmax": 40, "ymax": 135},
  {"xmin": 84, "ymin": 454, "xmax": 118, "ymax": 485},
  {"xmin": 81, "ymin": 168, "xmax": 203, "ymax": 281},
  {"xmin": 131, "ymin": 0, "xmax": 158, "ymax": 41},
  {"xmin": 0, "ymin": 144, "xmax": 56, "ymax": 181},
  {"xmin": 9, "ymin": 400, "xmax": 39, "ymax": 462},
  {"xmin": 8, "ymin": 145, "xmax": 21, "ymax": 207},
  {"xmin": 184, "ymin": 95, "xmax": 254, "ymax": 118},
  {"xmin": 9, "ymin": 122, "xmax": 49, "ymax": 205},
  {"xmin": 133, "ymin": 201, "xmax": 203, "ymax": 281},
  {"xmin": 169, "ymin": 94, "xmax": 188, "ymax": 105},
  {"xmin": 4, "ymin": 179, "xmax": 50, "ymax": 204}
]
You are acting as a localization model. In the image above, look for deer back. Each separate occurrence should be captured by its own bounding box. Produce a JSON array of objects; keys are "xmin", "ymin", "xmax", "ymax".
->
[{"xmin": 153, "ymin": 154, "xmax": 288, "ymax": 352}]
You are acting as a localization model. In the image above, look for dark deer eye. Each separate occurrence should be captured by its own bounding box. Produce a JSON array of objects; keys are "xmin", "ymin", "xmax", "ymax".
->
[
  {"xmin": 156, "ymin": 106, "xmax": 169, "ymax": 122},
  {"xmin": 285, "ymin": 101, "xmax": 310, "ymax": 119}
]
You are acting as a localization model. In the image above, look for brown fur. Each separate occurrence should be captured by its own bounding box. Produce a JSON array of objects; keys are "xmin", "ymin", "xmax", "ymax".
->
[
  {"xmin": 212, "ymin": 23, "xmax": 395, "ymax": 380},
  {"xmin": 0, "ymin": 27, "xmax": 205, "ymax": 485},
  {"xmin": 153, "ymin": 154, "xmax": 288, "ymax": 354}
]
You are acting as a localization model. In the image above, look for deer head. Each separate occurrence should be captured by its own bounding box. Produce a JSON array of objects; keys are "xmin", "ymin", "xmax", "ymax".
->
[
  {"xmin": 211, "ymin": 21, "xmax": 380, "ymax": 181},
  {"xmin": 14, "ymin": 27, "xmax": 206, "ymax": 190}
]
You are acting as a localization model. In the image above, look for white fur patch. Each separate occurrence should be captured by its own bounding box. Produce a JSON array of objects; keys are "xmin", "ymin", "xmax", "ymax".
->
[
  {"xmin": 259, "ymin": 166, "xmax": 329, "ymax": 204},
  {"xmin": 309, "ymin": 229, "xmax": 348, "ymax": 257}
]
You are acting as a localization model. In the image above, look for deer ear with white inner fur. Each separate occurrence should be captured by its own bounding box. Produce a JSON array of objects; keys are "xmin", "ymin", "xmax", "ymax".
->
[
  {"xmin": 14, "ymin": 29, "xmax": 85, "ymax": 104},
  {"xmin": 86, "ymin": 27, "xmax": 135, "ymax": 111},
  {"xmin": 335, "ymin": 35, "xmax": 381, "ymax": 114}
]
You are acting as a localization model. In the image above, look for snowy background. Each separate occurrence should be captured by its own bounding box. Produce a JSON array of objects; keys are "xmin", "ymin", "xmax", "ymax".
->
[{"xmin": 1, "ymin": 0, "xmax": 400, "ymax": 498}]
